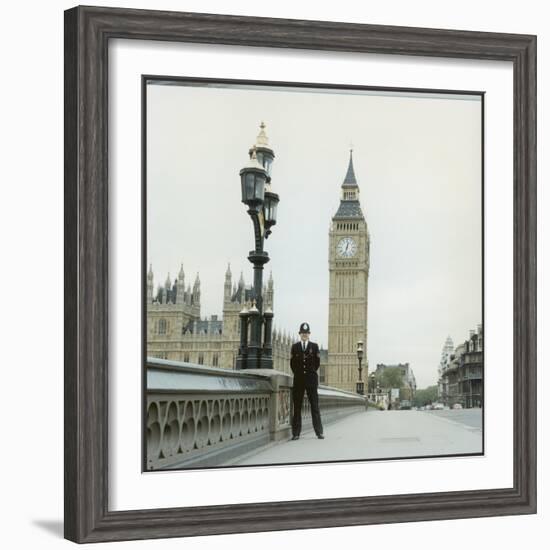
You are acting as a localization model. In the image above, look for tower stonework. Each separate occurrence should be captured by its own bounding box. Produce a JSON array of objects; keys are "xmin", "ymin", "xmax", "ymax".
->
[
  {"xmin": 147, "ymin": 264, "xmax": 201, "ymax": 344},
  {"xmin": 326, "ymin": 151, "xmax": 370, "ymax": 392}
]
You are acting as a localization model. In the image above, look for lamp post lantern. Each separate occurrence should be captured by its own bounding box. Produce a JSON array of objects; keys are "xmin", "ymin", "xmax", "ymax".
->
[
  {"xmin": 356, "ymin": 340, "xmax": 365, "ymax": 395},
  {"xmin": 263, "ymin": 183, "xmax": 279, "ymax": 238},
  {"xmin": 236, "ymin": 123, "xmax": 279, "ymax": 370}
]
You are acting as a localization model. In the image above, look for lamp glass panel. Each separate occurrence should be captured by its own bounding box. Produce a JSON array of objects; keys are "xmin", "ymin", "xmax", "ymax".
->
[
  {"xmin": 245, "ymin": 172, "xmax": 255, "ymax": 200},
  {"xmin": 264, "ymin": 196, "xmax": 273, "ymax": 222},
  {"xmin": 264, "ymin": 194, "xmax": 278, "ymax": 223},
  {"xmin": 254, "ymin": 173, "xmax": 265, "ymax": 201},
  {"xmin": 271, "ymin": 201, "xmax": 277, "ymax": 222},
  {"xmin": 240, "ymin": 174, "xmax": 247, "ymax": 202},
  {"xmin": 264, "ymin": 155, "xmax": 273, "ymax": 175}
]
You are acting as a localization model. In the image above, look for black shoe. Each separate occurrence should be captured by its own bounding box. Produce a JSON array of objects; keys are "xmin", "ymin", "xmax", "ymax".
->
[
  {"xmin": 291, "ymin": 435, "xmax": 300, "ymax": 440},
  {"xmin": 317, "ymin": 434, "xmax": 325, "ymax": 439}
]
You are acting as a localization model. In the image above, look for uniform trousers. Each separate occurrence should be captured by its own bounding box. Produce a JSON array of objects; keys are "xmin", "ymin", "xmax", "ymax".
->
[{"xmin": 291, "ymin": 383, "xmax": 323, "ymax": 437}]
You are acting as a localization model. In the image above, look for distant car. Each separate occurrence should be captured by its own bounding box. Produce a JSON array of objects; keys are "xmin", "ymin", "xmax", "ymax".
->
[
  {"xmin": 452, "ymin": 403, "xmax": 463, "ymax": 410},
  {"xmin": 432, "ymin": 403, "xmax": 444, "ymax": 410},
  {"xmin": 424, "ymin": 404, "xmax": 432, "ymax": 410},
  {"xmin": 419, "ymin": 406, "xmax": 425, "ymax": 410}
]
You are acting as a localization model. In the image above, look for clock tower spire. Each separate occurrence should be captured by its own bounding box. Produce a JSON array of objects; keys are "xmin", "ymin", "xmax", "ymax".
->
[{"xmin": 327, "ymin": 150, "xmax": 370, "ymax": 392}]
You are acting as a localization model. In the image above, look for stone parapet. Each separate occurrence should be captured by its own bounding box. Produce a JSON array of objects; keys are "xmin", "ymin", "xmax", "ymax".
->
[{"xmin": 146, "ymin": 358, "xmax": 366, "ymax": 470}]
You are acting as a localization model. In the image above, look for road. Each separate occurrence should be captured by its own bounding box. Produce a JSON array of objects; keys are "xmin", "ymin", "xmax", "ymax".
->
[
  {"xmin": 423, "ymin": 408, "xmax": 483, "ymax": 430},
  {"xmin": 226, "ymin": 408, "xmax": 483, "ymax": 467}
]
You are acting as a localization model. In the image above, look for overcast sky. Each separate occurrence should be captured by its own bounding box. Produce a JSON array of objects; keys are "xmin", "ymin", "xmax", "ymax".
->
[{"xmin": 146, "ymin": 81, "xmax": 482, "ymax": 389}]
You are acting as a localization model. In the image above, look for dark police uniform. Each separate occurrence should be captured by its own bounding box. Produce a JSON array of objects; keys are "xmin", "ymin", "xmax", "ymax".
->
[{"xmin": 290, "ymin": 322, "xmax": 324, "ymax": 439}]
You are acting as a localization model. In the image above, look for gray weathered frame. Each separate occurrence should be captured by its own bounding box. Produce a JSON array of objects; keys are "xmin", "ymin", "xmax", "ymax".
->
[{"xmin": 64, "ymin": 5, "xmax": 537, "ymax": 543}]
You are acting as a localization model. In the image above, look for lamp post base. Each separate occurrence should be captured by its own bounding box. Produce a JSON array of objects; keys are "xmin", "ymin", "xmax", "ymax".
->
[
  {"xmin": 258, "ymin": 355, "xmax": 274, "ymax": 370},
  {"xmin": 241, "ymin": 354, "xmax": 273, "ymax": 370},
  {"xmin": 235, "ymin": 356, "xmax": 248, "ymax": 370},
  {"xmin": 236, "ymin": 354, "xmax": 273, "ymax": 370}
]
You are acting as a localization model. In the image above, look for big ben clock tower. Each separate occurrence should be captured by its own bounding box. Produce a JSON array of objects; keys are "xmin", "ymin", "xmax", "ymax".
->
[{"xmin": 327, "ymin": 150, "xmax": 370, "ymax": 392}]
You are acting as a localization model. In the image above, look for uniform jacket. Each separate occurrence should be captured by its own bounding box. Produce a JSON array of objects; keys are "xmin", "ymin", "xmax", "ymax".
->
[{"xmin": 290, "ymin": 340, "xmax": 321, "ymax": 388}]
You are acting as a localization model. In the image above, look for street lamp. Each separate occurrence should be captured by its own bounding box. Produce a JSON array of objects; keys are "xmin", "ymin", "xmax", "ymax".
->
[
  {"xmin": 369, "ymin": 372, "xmax": 376, "ymax": 396},
  {"xmin": 236, "ymin": 123, "xmax": 279, "ymax": 370},
  {"xmin": 356, "ymin": 341, "xmax": 364, "ymax": 395}
]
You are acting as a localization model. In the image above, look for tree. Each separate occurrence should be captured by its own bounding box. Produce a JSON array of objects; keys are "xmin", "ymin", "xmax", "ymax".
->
[
  {"xmin": 413, "ymin": 385, "xmax": 439, "ymax": 407},
  {"xmin": 375, "ymin": 367, "xmax": 405, "ymax": 390}
]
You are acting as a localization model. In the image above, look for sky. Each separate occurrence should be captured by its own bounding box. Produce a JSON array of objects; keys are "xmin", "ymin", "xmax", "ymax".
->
[{"xmin": 146, "ymin": 81, "xmax": 482, "ymax": 389}]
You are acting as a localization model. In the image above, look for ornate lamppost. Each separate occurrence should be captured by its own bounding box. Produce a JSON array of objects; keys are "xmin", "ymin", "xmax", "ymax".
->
[
  {"xmin": 236, "ymin": 123, "xmax": 280, "ymax": 370},
  {"xmin": 356, "ymin": 340, "xmax": 365, "ymax": 395}
]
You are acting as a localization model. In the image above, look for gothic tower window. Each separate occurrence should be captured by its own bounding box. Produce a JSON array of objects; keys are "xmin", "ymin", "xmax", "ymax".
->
[{"xmin": 158, "ymin": 318, "xmax": 167, "ymax": 335}]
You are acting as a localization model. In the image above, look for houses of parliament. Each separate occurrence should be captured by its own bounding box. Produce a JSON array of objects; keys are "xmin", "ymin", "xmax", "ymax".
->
[{"xmin": 147, "ymin": 151, "xmax": 370, "ymax": 392}]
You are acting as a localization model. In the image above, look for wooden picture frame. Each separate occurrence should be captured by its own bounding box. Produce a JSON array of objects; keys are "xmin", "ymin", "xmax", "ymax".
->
[{"xmin": 64, "ymin": 5, "xmax": 536, "ymax": 543}]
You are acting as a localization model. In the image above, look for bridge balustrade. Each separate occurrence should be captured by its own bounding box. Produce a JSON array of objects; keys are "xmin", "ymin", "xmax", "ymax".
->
[{"xmin": 146, "ymin": 358, "xmax": 366, "ymax": 470}]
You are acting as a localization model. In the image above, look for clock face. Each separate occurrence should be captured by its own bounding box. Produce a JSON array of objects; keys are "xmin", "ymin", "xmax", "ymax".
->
[{"xmin": 337, "ymin": 237, "xmax": 357, "ymax": 258}]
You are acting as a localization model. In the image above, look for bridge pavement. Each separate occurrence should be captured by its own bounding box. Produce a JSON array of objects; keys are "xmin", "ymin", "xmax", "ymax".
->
[{"xmin": 227, "ymin": 409, "xmax": 483, "ymax": 466}]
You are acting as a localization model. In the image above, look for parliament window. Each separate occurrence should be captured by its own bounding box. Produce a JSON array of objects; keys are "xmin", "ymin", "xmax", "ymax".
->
[{"xmin": 158, "ymin": 318, "xmax": 167, "ymax": 335}]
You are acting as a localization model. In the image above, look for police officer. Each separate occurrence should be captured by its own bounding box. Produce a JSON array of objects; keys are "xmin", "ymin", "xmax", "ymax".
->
[{"xmin": 289, "ymin": 322, "xmax": 324, "ymax": 440}]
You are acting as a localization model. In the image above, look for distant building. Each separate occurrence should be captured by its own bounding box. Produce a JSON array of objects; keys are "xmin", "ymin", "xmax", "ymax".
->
[
  {"xmin": 437, "ymin": 336, "xmax": 454, "ymax": 401},
  {"xmin": 375, "ymin": 363, "xmax": 417, "ymax": 402},
  {"xmin": 439, "ymin": 325, "xmax": 483, "ymax": 408},
  {"xmin": 147, "ymin": 263, "xmax": 296, "ymax": 373}
]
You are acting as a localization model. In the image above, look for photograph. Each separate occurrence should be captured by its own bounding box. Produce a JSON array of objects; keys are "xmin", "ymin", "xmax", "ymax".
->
[{"xmin": 144, "ymin": 78, "xmax": 484, "ymax": 471}]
